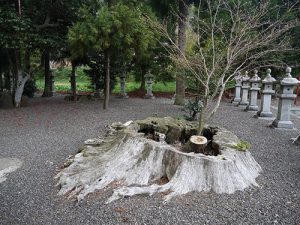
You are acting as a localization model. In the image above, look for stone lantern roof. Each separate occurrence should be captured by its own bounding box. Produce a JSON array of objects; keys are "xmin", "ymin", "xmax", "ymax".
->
[
  {"xmin": 242, "ymin": 71, "xmax": 250, "ymax": 81},
  {"xmin": 281, "ymin": 67, "xmax": 299, "ymax": 86},
  {"xmin": 250, "ymin": 70, "xmax": 261, "ymax": 83},
  {"xmin": 262, "ymin": 68, "xmax": 276, "ymax": 84},
  {"xmin": 145, "ymin": 71, "xmax": 154, "ymax": 79},
  {"xmin": 234, "ymin": 71, "xmax": 243, "ymax": 81}
]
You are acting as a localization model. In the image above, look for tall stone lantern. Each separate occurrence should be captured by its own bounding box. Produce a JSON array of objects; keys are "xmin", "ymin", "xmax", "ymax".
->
[
  {"xmin": 119, "ymin": 72, "xmax": 128, "ymax": 98},
  {"xmin": 257, "ymin": 68, "xmax": 276, "ymax": 118},
  {"xmin": 239, "ymin": 71, "xmax": 250, "ymax": 105},
  {"xmin": 144, "ymin": 71, "xmax": 155, "ymax": 99},
  {"xmin": 272, "ymin": 67, "xmax": 300, "ymax": 129},
  {"xmin": 246, "ymin": 70, "xmax": 261, "ymax": 111},
  {"xmin": 232, "ymin": 72, "xmax": 243, "ymax": 105}
]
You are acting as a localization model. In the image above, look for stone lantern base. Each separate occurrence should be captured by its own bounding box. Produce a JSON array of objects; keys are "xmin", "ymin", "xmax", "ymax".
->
[
  {"xmin": 232, "ymin": 98, "xmax": 241, "ymax": 106},
  {"xmin": 246, "ymin": 105, "xmax": 259, "ymax": 111},
  {"xmin": 145, "ymin": 94, "xmax": 155, "ymax": 99},
  {"xmin": 239, "ymin": 101, "xmax": 249, "ymax": 106},
  {"xmin": 255, "ymin": 111, "xmax": 275, "ymax": 120},
  {"xmin": 272, "ymin": 119, "xmax": 295, "ymax": 130},
  {"xmin": 118, "ymin": 93, "xmax": 129, "ymax": 99}
]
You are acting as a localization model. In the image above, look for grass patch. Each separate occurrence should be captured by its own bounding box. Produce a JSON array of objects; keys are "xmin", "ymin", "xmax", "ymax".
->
[
  {"xmin": 233, "ymin": 140, "xmax": 251, "ymax": 151},
  {"xmin": 35, "ymin": 67, "xmax": 92, "ymax": 92},
  {"xmin": 35, "ymin": 67, "xmax": 175, "ymax": 93},
  {"xmin": 113, "ymin": 80, "xmax": 175, "ymax": 93}
]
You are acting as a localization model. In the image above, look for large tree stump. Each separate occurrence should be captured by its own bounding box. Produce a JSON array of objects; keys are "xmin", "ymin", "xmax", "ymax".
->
[{"xmin": 56, "ymin": 117, "xmax": 262, "ymax": 203}]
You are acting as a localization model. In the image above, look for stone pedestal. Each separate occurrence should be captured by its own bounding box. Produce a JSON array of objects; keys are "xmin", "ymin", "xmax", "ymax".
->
[
  {"xmin": 246, "ymin": 70, "xmax": 261, "ymax": 111},
  {"xmin": 257, "ymin": 69, "xmax": 276, "ymax": 118},
  {"xmin": 144, "ymin": 72, "xmax": 155, "ymax": 99},
  {"xmin": 232, "ymin": 72, "xmax": 243, "ymax": 105},
  {"xmin": 272, "ymin": 67, "xmax": 299, "ymax": 129},
  {"xmin": 239, "ymin": 71, "xmax": 250, "ymax": 105},
  {"xmin": 119, "ymin": 72, "xmax": 128, "ymax": 98}
]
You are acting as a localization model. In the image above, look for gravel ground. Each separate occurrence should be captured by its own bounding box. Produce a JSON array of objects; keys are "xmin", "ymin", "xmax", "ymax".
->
[{"xmin": 0, "ymin": 95, "xmax": 299, "ymax": 225}]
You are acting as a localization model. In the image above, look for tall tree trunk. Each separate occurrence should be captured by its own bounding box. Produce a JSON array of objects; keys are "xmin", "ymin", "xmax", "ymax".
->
[
  {"xmin": 13, "ymin": 49, "xmax": 21, "ymax": 90},
  {"xmin": 174, "ymin": 0, "xmax": 188, "ymax": 105},
  {"xmin": 0, "ymin": 73, "xmax": 3, "ymax": 91},
  {"xmin": 12, "ymin": 49, "xmax": 30, "ymax": 107},
  {"xmin": 14, "ymin": 70, "xmax": 29, "ymax": 107},
  {"xmin": 103, "ymin": 50, "xmax": 110, "ymax": 110},
  {"xmin": 42, "ymin": 50, "xmax": 53, "ymax": 97},
  {"xmin": 70, "ymin": 62, "xmax": 77, "ymax": 101},
  {"xmin": 40, "ymin": 52, "xmax": 45, "ymax": 69},
  {"xmin": 24, "ymin": 50, "xmax": 30, "ymax": 74},
  {"xmin": 140, "ymin": 65, "xmax": 147, "ymax": 91}
]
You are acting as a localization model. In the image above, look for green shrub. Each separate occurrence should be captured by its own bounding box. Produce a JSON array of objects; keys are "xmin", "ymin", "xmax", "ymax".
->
[
  {"xmin": 183, "ymin": 98, "xmax": 203, "ymax": 121},
  {"xmin": 23, "ymin": 79, "xmax": 37, "ymax": 98}
]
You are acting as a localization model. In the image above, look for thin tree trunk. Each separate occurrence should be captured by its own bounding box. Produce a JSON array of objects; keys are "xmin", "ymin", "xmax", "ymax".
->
[
  {"xmin": 103, "ymin": 50, "xmax": 110, "ymax": 110},
  {"xmin": 42, "ymin": 50, "xmax": 53, "ymax": 97},
  {"xmin": 206, "ymin": 85, "xmax": 226, "ymax": 120},
  {"xmin": 174, "ymin": 0, "xmax": 188, "ymax": 106},
  {"xmin": 197, "ymin": 107, "xmax": 205, "ymax": 135},
  {"xmin": 70, "ymin": 62, "xmax": 77, "ymax": 101},
  {"xmin": 197, "ymin": 93, "xmax": 208, "ymax": 135}
]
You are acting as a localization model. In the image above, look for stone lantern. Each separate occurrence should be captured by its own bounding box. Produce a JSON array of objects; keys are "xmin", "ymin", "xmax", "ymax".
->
[
  {"xmin": 119, "ymin": 72, "xmax": 128, "ymax": 98},
  {"xmin": 246, "ymin": 70, "xmax": 261, "ymax": 111},
  {"xmin": 257, "ymin": 68, "xmax": 276, "ymax": 118},
  {"xmin": 232, "ymin": 72, "xmax": 243, "ymax": 105},
  {"xmin": 144, "ymin": 71, "xmax": 155, "ymax": 99},
  {"xmin": 272, "ymin": 67, "xmax": 300, "ymax": 129},
  {"xmin": 50, "ymin": 64, "xmax": 55, "ymax": 94},
  {"xmin": 239, "ymin": 71, "xmax": 250, "ymax": 105}
]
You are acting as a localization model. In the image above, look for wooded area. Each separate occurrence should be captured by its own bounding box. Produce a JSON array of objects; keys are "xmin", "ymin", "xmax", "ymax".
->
[{"xmin": 0, "ymin": 0, "xmax": 299, "ymax": 115}]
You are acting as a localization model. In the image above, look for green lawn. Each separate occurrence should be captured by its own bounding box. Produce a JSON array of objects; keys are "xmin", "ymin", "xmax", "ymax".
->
[
  {"xmin": 36, "ymin": 67, "xmax": 175, "ymax": 93},
  {"xmin": 113, "ymin": 80, "xmax": 175, "ymax": 93}
]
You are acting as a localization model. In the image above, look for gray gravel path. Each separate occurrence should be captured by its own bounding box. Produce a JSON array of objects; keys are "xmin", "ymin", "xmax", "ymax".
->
[{"xmin": 0, "ymin": 96, "xmax": 299, "ymax": 225}]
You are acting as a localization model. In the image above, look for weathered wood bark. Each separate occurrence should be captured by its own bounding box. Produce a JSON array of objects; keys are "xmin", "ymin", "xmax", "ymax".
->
[
  {"xmin": 0, "ymin": 157, "xmax": 23, "ymax": 183},
  {"xmin": 56, "ymin": 117, "xmax": 262, "ymax": 203},
  {"xmin": 42, "ymin": 50, "xmax": 53, "ymax": 97},
  {"xmin": 103, "ymin": 50, "xmax": 110, "ymax": 109},
  {"xmin": 174, "ymin": 0, "xmax": 188, "ymax": 105},
  {"xmin": 70, "ymin": 63, "xmax": 77, "ymax": 101}
]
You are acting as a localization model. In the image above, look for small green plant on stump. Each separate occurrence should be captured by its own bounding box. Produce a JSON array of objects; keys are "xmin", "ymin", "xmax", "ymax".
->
[{"xmin": 233, "ymin": 140, "xmax": 251, "ymax": 151}]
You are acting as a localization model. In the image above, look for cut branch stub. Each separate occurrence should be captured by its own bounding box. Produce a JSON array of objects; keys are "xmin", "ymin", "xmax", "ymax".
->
[
  {"xmin": 56, "ymin": 117, "xmax": 262, "ymax": 203},
  {"xmin": 187, "ymin": 135, "xmax": 207, "ymax": 153}
]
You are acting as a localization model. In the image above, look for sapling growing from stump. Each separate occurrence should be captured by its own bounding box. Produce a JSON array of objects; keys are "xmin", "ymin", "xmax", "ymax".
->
[{"xmin": 153, "ymin": 0, "xmax": 298, "ymax": 134}]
